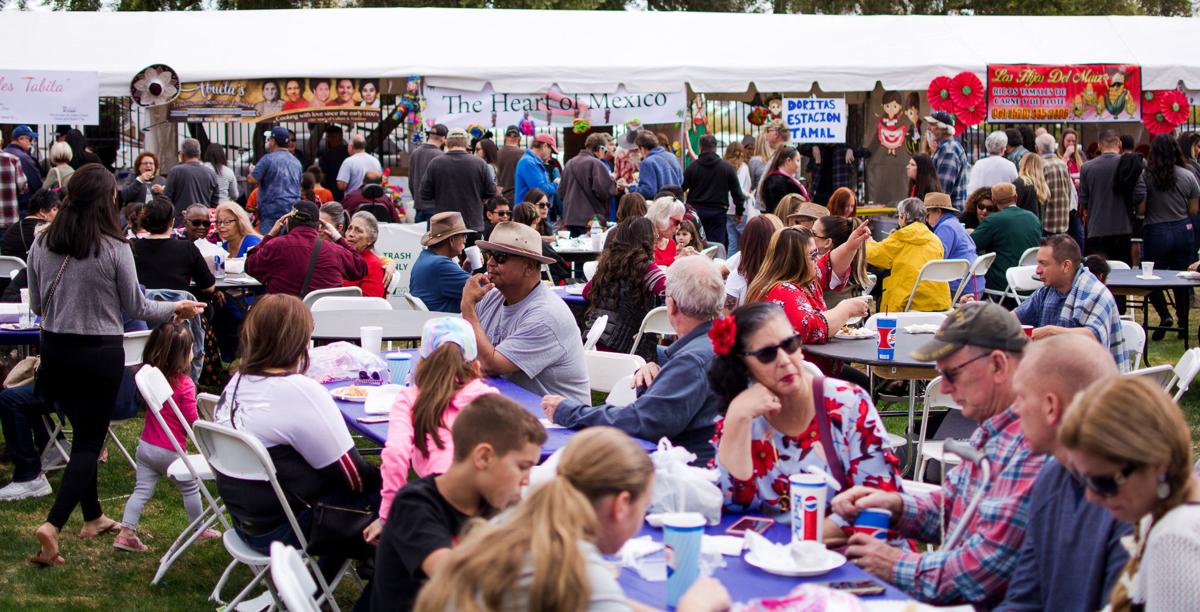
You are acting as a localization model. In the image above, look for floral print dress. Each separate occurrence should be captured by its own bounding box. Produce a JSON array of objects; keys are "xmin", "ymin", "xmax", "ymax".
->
[{"xmin": 711, "ymin": 377, "xmax": 902, "ymax": 530}]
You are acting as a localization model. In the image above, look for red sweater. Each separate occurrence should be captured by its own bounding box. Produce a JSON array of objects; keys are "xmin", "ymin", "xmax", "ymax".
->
[
  {"xmin": 246, "ymin": 226, "xmax": 367, "ymax": 296},
  {"xmin": 345, "ymin": 248, "xmax": 387, "ymax": 297}
]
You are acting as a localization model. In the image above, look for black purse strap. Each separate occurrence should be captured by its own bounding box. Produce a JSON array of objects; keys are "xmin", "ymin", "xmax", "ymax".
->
[
  {"xmin": 299, "ymin": 237, "xmax": 323, "ymax": 297},
  {"xmin": 812, "ymin": 375, "xmax": 850, "ymax": 490}
]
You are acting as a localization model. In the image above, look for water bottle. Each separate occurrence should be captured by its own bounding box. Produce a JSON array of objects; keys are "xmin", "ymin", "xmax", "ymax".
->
[
  {"xmin": 590, "ymin": 216, "xmax": 603, "ymax": 250},
  {"xmin": 214, "ymin": 255, "xmax": 226, "ymax": 279}
]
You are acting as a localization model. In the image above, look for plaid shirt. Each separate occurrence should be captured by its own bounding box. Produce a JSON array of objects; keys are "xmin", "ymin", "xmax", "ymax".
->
[
  {"xmin": 891, "ymin": 408, "xmax": 1045, "ymax": 606},
  {"xmin": 1041, "ymin": 154, "xmax": 1072, "ymax": 233},
  {"xmin": 0, "ymin": 151, "xmax": 25, "ymax": 228},
  {"xmin": 934, "ymin": 137, "xmax": 968, "ymax": 209},
  {"xmin": 1014, "ymin": 268, "xmax": 1129, "ymax": 372}
]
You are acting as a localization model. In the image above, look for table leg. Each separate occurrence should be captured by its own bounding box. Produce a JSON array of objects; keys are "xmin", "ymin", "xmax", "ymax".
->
[{"xmin": 905, "ymin": 380, "xmax": 916, "ymax": 476}]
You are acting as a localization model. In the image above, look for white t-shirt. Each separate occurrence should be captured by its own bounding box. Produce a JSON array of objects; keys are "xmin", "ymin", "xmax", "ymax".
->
[
  {"xmin": 966, "ymin": 154, "xmax": 1019, "ymax": 196},
  {"xmin": 724, "ymin": 252, "xmax": 748, "ymax": 305},
  {"xmin": 214, "ymin": 373, "xmax": 354, "ymax": 471},
  {"xmin": 337, "ymin": 151, "xmax": 383, "ymax": 194}
]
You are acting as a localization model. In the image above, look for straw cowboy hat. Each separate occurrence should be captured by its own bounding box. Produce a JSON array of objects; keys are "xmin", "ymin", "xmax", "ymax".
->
[
  {"xmin": 787, "ymin": 202, "xmax": 831, "ymax": 221},
  {"xmin": 474, "ymin": 221, "xmax": 555, "ymax": 264}
]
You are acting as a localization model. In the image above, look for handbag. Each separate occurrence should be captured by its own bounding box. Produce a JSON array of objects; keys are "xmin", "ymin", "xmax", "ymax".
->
[
  {"xmin": 5, "ymin": 356, "xmax": 39, "ymax": 389},
  {"xmin": 812, "ymin": 375, "xmax": 850, "ymax": 491},
  {"xmin": 306, "ymin": 501, "xmax": 376, "ymax": 560}
]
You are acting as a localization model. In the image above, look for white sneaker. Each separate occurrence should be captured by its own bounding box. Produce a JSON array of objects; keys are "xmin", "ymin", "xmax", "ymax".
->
[{"xmin": 0, "ymin": 475, "xmax": 52, "ymax": 501}]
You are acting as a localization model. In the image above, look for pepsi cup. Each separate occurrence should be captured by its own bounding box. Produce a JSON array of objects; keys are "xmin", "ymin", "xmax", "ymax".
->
[
  {"xmin": 853, "ymin": 508, "xmax": 892, "ymax": 541},
  {"xmin": 876, "ymin": 317, "xmax": 897, "ymax": 361},
  {"xmin": 789, "ymin": 473, "xmax": 826, "ymax": 544},
  {"xmin": 662, "ymin": 512, "xmax": 705, "ymax": 607}
]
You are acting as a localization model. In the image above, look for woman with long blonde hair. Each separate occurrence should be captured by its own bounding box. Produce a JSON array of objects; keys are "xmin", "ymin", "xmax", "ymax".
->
[
  {"xmin": 1014, "ymin": 153, "xmax": 1050, "ymax": 219},
  {"xmin": 414, "ymin": 427, "xmax": 730, "ymax": 612},
  {"xmin": 214, "ymin": 201, "xmax": 262, "ymax": 258},
  {"xmin": 1059, "ymin": 377, "xmax": 1200, "ymax": 612}
]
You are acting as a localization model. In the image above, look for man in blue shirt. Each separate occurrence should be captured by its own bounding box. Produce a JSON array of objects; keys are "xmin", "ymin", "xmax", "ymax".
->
[
  {"xmin": 542, "ymin": 256, "xmax": 723, "ymax": 463},
  {"xmin": 410, "ymin": 212, "xmax": 473, "ymax": 313},
  {"xmin": 514, "ymin": 134, "xmax": 558, "ymax": 203},
  {"xmin": 999, "ymin": 333, "xmax": 1131, "ymax": 612},
  {"xmin": 1014, "ymin": 235, "xmax": 1128, "ymax": 372},
  {"xmin": 248, "ymin": 126, "xmax": 302, "ymax": 232},
  {"xmin": 924, "ymin": 192, "xmax": 981, "ymax": 299},
  {"xmin": 632, "ymin": 130, "xmax": 683, "ymax": 199}
]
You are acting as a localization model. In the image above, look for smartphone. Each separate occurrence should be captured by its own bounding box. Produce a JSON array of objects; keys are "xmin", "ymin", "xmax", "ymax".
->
[
  {"xmin": 725, "ymin": 516, "xmax": 774, "ymax": 536},
  {"xmin": 821, "ymin": 580, "xmax": 886, "ymax": 596},
  {"xmin": 356, "ymin": 415, "xmax": 388, "ymax": 424}
]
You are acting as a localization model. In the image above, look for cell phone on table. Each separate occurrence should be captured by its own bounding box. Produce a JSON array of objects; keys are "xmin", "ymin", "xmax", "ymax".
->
[
  {"xmin": 821, "ymin": 580, "xmax": 886, "ymax": 596},
  {"xmin": 725, "ymin": 516, "xmax": 774, "ymax": 536},
  {"xmin": 356, "ymin": 415, "xmax": 388, "ymax": 424}
]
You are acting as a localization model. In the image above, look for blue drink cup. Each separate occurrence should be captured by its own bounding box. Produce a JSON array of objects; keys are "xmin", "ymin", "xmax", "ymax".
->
[
  {"xmin": 876, "ymin": 317, "xmax": 897, "ymax": 361},
  {"xmin": 385, "ymin": 352, "xmax": 413, "ymax": 386},
  {"xmin": 853, "ymin": 508, "xmax": 892, "ymax": 540},
  {"xmin": 662, "ymin": 512, "xmax": 705, "ymax": 607}
]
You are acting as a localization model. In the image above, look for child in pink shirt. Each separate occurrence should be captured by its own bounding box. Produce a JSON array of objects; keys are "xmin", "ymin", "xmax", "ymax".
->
[
  {"xmin": 378, "ymin": 318, "xmax": 496, "ymax": 524},
  {"xmin": 114, "ymin": 323, "xmax": 220, "ymax": 552}
]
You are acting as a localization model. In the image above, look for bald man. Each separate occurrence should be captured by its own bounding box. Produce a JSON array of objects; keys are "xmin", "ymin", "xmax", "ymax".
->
[{"xmin": 998, "ymin": 334, "xmax": 1132, "ymax": 612}]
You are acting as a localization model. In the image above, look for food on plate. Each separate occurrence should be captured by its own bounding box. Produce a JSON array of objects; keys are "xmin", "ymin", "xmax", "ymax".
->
[{"xmin": 339, "ymin": 385, "xmax": 369, "ymax": 398}]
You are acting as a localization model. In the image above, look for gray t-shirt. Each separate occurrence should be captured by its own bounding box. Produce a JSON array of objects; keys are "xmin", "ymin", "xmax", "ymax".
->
[
  {"xmin": 500, "ymin": 541, "xmax": 631, "ymax": 612},
  {"xmin": 336, "ymin": 152, "xmax": 383, "ymax": 194},
  {"xmin": 476, "ymin": 283, "xmax": 590, "ymax": 404},
  {"xmin": 1145, "ymin": 166, "xmax": 1200, "ymax": 225}
]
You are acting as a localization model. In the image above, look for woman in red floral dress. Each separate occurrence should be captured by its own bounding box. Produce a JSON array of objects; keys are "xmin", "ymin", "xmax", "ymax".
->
[{"xmin": 706, "ymin": 302, "xmax": 902, "ymax": 547}]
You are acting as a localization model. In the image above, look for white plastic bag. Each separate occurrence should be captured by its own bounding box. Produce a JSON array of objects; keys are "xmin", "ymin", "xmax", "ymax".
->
[
  {"xmin": 305, "ymin": 341, "xmax": 388, "ymax": 384},
  {"xmin": 647, "ymin": 438, "xmax": 723, "ymax": 526}
]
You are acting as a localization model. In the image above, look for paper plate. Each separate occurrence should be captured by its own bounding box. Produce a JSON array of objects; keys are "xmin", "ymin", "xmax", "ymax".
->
[
  {"xmin": 835, "ymin": 328, "xmax": 877, "ymax": 340},
  {"xmin": 743, "ymin": 548, "xmax": 846, "ymax": 577},
  {"xmin": 330, "ymin": 385, "xmax": 371, "ymax": 403}
]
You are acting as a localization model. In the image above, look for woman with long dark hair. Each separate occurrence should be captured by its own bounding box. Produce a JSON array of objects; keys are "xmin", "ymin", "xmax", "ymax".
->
[
  {"xmin": 1142, "ymin": 133, "xmax": 1200, "ymax": 339},
  {"xmin": 907, "ymin": 153, "xmax": 942, "ymax": 201},
  {"xmin": 584, "ymin": 216, "xmax": 666, "ymax": 361},
  {"xmin": 474, "ymin": 138, "xmax": 500, "ymax": 187},
  {"xmin": 27, "ymin": 164, "xmax": 204, "ymax": 566},
  {"xmin": 202, "ymin": 143, "xmax": 239, "ymax": 203},
  {"xmin": 522, "ymin": 188, "xmax": 555, "ymax": 238},
  {"xmin": 758, "ymin": 145, "xmax": 809, "ymax": 213},
  {"xmin": 724, "ymin": 214, "xmax": 784, "ymax": 310}
]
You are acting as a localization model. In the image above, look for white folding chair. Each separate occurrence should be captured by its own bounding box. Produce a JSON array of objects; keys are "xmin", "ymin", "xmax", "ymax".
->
[
  {"xmin": 1106, "ymin": 260, "xmax": 1132, "ymax": 270},
  {"xmin": 1126, "ymin": 364, "xmax": 1175, "ymax": 387},
  {"xmin": 1003, "ymin": 265, "xmax": 1042, "ymax": 305},
  {"xmin": 629, "ymin": 307, "xmax": 674, "ymax": 355},
  {"xmin": 270, "ymin": 542, "xmax": 320, "ymax": 612},
  {"xmin": 583, "ymin": 315, "xmax": 608, "ymax": 351},
  {"xmin": 194, "ymin": 421, "xmax": 350, "ymax": 611},
  {"xmin": 1018, "ymin": 246, "xmax": 1040, "ymax": 267},
  {"xmin": 104, "ymin": 330, "xmax": 156, "ymax": 470},
  {"xmin": 0, "ymin": 255, "xmax": 26, "ymax": 278},
  {"xmin": 197, "ymin": 392, "xmax": 219, "ymax": 422},
  {"xmin": 605, "ymin": 374, "xmax": 638, "ymax": 407},
  {"xmin": 310, "ymin": 296, "xmax": 393, "ymax": 313},
  {"xmin": 701, "ymin": 244, "xmax": 721, "ymax": 259},
  {"xmin": 953, "ymin": 252, "xmax": 995, "ymax": 303},
  {"xmin": 1121, "ymin": 320, "xmax": 1146, "ymax": 370},
  {"xmin": 404, "ymin": 294, "xmax": 429, "ymax": 312},
  {"xmin": 585, "ymin": 351, "xmax": 646, "ymax": 394},
  {"xmin": 134, "ymin": 366, "xmax": 230, "ymax": 585},
  {"xmin": 903, "ymin": 259, "xmax": 970, "ymax": 312},
  {"xmin": 583, "ymin": 261, "xmax": 599, "ymax": 281},
  {"xmin": 302, "ymin": 286, "xmax": 362, "ymax": 310},
  {"xmin": 1165, "ymin": 348, "xmax": 1200, "ymax": 402},
  {"xmin": 915, "ymin": 377, "xmax": 963, "ymax": 482}
]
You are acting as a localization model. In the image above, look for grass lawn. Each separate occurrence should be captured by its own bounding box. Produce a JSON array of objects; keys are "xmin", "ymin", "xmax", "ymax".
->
[{"xmin": 1, "ymin": 312, "xmax": 1198, "ymax": 610}]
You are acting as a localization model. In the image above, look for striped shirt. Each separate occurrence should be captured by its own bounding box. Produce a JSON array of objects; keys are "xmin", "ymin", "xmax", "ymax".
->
[
  {"xmin": 0, "ymin": 151, "xmax": 25, "ymax": 228},
  {"xmin": 891, "ymin": 408, "xmax": 1045, "ymax": 606},
  {"xmin": 1014, "ymin": 268, "xmax": 1128, "ymax": 372}
]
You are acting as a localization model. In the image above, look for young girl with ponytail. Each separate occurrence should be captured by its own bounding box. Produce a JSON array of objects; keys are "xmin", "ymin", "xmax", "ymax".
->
[{"xmin": 414, "ymin": 427, "xmax": 730, "ymax": 612}]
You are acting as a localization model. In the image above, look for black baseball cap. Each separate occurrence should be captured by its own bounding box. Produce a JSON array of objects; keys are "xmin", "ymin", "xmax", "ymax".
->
[
  {"xmin": 427, "ymin": 124, "xmax": 449, "ymax": 138},
  {"xmin": 911, "ymin": 302, "xmax": 1028, "ymax": 362},
  {"xmin": 290, "ymin": 200, "xmax": 320, "ymax": 224},
  {"xmin": 504, "ymin": 125, "xmax": 520, "ymax": 137}
]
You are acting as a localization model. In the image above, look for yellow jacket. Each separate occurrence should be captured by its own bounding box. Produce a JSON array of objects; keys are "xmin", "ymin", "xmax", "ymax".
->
[{"xmin": 866, "ymin": 222, "xmax": 950, "ymax": 312}]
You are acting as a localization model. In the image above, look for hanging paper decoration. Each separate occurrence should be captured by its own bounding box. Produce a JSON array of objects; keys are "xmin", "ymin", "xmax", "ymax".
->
[
  {"xmin": 1159, "ymin": 90, "xmax": 1190, "ymax": 125},
  {"xmin": 130, "ymin": 64, "xmax": 181, "ymax": 107},
  {"xmin": 956, "ymin": 104, "xmax": 987, "ymax": 127},
  {"xmin": 1141, "ymin": 89, "xmax": 1190, "ymax": 135},
  {"xmin": 1143, "ymin": 109, "xmax": 1176, "ymax": 135},
  {"xmin": 950, "ymin": 72, "xmax": 984, "ymax": 111},
  {"xmin": 746, "ymin": 92, "xmax": 769, "ymax": 126},
  {"xmin": 466, "ymin": 124, "xmax": 485, "ymax": 140},
  {"xmin": 927, "ymin": 76, "xmax": 954, "ymax": 112}
]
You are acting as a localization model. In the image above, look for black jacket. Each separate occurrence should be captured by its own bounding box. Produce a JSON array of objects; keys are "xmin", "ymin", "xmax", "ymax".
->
[
  {"xmin": 682, "ymin": 151, "xmax": 746, "ymax": 215},
  {"xmin": 419, "ymin": 150, "xmax": 496, "ymax": 232}
]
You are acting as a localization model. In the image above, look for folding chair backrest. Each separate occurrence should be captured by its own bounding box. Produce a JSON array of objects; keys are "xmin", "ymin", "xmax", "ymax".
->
[
  {"xmin": 271, "ymin": 543, "xmax": 320, "ymax": 612},
  {"xmin": 1018, "ymin": 246, "xmax": 1040, "ymax": 267},
  {"xmin": 1106, "ymin": 260, "xmax": 1132, "ymax": 271},
  {"xmin": 1126, "ymin": 364, "xmax": 1174, "ymax": 388},
  {"xmin": 605, "ymin": 375, "xmax": 638, "ymax": 407},
  {"xmin": 135, "ymin": 365, "xmax": 175, "ymax": 414},
  {"xmin": 1171, "ymin": 348, "xmax": 1200, "ymax": 401},
  {"xmin": 970, "ymin": 252, "xmax": 997, "ymax": 278},
  {"xmin": 629, "ymin": 306, "xmax": 672, "ymax": 354},
  {"xmin": 801, "ymin": 361, "xmax": 823, "ymax": 377},
  {"xmin": 583, "ymin": 261, "xmax": 599, "ymax": 281},
  {"xmin": 585, "ymin": 350, "xmax": 646, "ymax": 393},
  {"xmin": 865, "ymin": 312, "xmax": 947, "ymax": 330},
  {"xmin": 310, "ymin": 296, "xmax": 393, "ymax": 313},
  {"xmin": 1006, "ymin": 265, "xmax": 1043, "ymax": 293},
  {"xmin": 0, "ymin": 255, "xmax": 26, "ymax": 278},
  {"xmin": 905, "ymin": 259, "xmax": 969, "ymax": 311},
  {"xmin": 583, "ymin": 315, "xmax": 608, "ymax": 351},
  {"xmin": 193, "ymin": 421, "xmax": 274, "ymax": 483},
  {"xmin": 404, "ymin": 294, "xmax": 429, "ymax": 312},
  {"xmin": 924, "ymin": 377, "xmax": 959, "ymax": 411},
  {"xmin": 701, "ymin": 245, "xmax": 720, "ymax": 259},
  {"xmin": 1120, "ymin": 320, "xmax": 1146, "ymax": 370},
  {"xmin": 302, "ymin": 286, "xmax": 362, "ymax": 309},
  {"xmin": 197, "ymin": 393, "xmax": 219, "ymax": 422},
  {"xmin": 123, "ymin": 330, "xmax": 153, "ymax": 367}
]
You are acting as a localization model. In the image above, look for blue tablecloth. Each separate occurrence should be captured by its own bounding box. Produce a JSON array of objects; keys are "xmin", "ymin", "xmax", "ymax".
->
[
  {"xmin": 550, "ymin": 284, "xmax": 588, "ymax": 307},
  {"xmin": 619, "ymin": 514, "xmax": 911, "ymax": 607}
]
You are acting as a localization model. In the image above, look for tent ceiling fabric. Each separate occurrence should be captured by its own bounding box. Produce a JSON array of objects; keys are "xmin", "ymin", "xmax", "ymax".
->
[{"xmin": 1, "ymin": 9, "xmax": 1196, "ymax": 96}]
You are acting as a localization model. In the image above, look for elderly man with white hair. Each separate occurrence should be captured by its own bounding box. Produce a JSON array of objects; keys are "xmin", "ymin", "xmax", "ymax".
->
[
  {"xmin": 542, "ymin": 256, "xmax": 725, "ymax": 463},
  {"xmin": 924, "ymin": 110, "xmax": 970, "ymax": 209},
  {"xmin": 646, "ymin": 196, "xmax": 689, "ymax": 266},
  {"xmin": 1035, "ymin": 133, "xmax": 1073, "ymax": 236},
  {"xmin": 967, "ymin": 130, "xmax": 1019, "ymax": 195},
  {"xmin": 866, "ymin": 197, "xmax": 950, "ymax": 312}
]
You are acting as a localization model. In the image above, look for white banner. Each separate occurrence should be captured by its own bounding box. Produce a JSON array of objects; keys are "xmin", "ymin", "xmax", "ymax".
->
[
  {"xmin": 425, "ymin": 84, "xmax": 686, "ymax": 129},
  {"xmin": 0, "ymin": 70, "xmax": 99, "ymax": 125},
  {"xmin": 782, "ymin": 97, "xmax": 847, "ymax": 143},
  {"xmin": 375, "ymin": 223, "xmax": 427, "ymax": 298}
]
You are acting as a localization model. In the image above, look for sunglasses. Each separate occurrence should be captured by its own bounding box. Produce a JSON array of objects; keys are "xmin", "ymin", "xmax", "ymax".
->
[
  {"xmin": 742, "ymin": 333, "xmax": 803, "ymax": 364},
  {"xmin": 937, "ymin": 351, "xmax": 990, "ymax": 385},
  {"xmin": 1069, "ymin": 463, "xmax": 1137, "ymax": 498},
  {"xmin": 494, "ymin": 210, "xmax": 511, "ymax": 217},
  {"xmin": 187, "ymin": 219, "xmax": 209, "ymax": 227},
  {"xmin": 485, "ymin": 250, "xmax": 511, "ymax": 264},
  {"xmin": 537, "ymin": 203, "xmax": 548, "ymax": 209}
]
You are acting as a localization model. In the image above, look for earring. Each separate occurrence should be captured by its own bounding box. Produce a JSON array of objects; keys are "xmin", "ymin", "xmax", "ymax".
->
[{"xmin": 1157, "ymin": 474, "xmax": 1171, "ymax": 500}]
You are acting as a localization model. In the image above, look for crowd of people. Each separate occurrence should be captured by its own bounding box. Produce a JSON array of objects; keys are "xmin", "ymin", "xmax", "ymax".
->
[{"xmin": 2, "ymin": 111, "xmax": 1200, "ymax": 612}]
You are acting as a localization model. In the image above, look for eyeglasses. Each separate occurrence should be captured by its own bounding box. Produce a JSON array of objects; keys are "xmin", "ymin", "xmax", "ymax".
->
[
  {"xmin": 1069, "ymin": 463, "xmax": 1138, "ymax": 498},
  {"xmin": 215, "ymin": 219, "xmax": 237, "ymax": 227},
  {"xmin": 494, "ymin": 210, "xmax": 511, "ymax": 217},
  {"xmin": 937, "ymin": 351, "xmax": 990, "ymax": 385},
  {"xmin": 741, "ymin": 333, "xmax": 803, "ymax": 364},
  {"xmin": 187, "ymin": 219, "xmax": 209, "ymax": 228},
  {"xmin": 485, "ymin": 250, "xmax": 510, "ymax": 264}
]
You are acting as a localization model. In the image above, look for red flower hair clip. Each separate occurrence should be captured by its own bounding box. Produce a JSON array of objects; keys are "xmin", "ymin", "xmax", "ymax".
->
[{"xmin": 709, "ymin": 316, "xmax": 738, "ymax": 357}]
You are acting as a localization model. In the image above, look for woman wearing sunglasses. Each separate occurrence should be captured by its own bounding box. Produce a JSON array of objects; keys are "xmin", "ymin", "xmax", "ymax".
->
[
  {"xmin": 707, "ymin": 302, "xmax": 902, "ymax": 545},
  {"xmin": 1060, "ymin": 377, "xmax": 1200, "ymax": 612},
  {"xmin": 522, "ymin": 188, "xmax": 556, "ymax": 241}
]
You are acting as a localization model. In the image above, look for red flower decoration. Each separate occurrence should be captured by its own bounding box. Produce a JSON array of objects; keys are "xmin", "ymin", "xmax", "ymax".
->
[
  {"xmin": 1160, "ymin": 90, "xmax": 1190, "ymax": 125},
  {"xmin": 950, "ymin": 72, "xmax": 984, "ymax": 111},
  {"xmin": 956, "ymin": 103, "xmax": 987, "ymax": 127},
  {"xmin": 730, "ymin": 478, "xmax": 757, "ymax": 506},
  {"xmin": 750, "ymin": 440, "xmax": 777, "ymax": 477},
  {"xmin": 1144, "ymin": 110, "xmax": 1177, "ymax": 135},
  {"xmin": 709, "ymin": 316, "xmax": 738, "ymax": 357},
  {"xmin": 927, "ymin": 76, "xmax": 954, "ymax": 112},
  {"xmin": 771, "ymin": 473, "xmax": 791, "ymax": 498}
]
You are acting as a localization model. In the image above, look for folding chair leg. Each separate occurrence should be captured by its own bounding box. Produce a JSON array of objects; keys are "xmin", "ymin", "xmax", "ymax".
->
[
  {"xmin": 223, "ymin": 563, "xmax": 275, "ymax": 611},
  {"xmin": 310, "ymin": 557, "xmax": 350, "ymax": 612},
  {"xmin": 151, "ymin": 502, "xmax": 226, "ymax": 585},
  {"xmin": 106, "ymin": 428, "xmax": 137, "ymax": 470},
  {"xmin": 42, "ymin": 414, "xmax": 71, "ymax": 466}
]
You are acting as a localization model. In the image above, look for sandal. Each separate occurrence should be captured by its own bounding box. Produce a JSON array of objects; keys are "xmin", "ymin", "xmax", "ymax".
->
[
  {"xmin": 31, "ymin": 525, "xmax": 64, "ymax": 567},
  {"xmin": 27, "ymin": 551, "xmax": 65, "ymax": 567},
  {"xmin": 79, "ymin": 519, "xmax": 119, "ymax": 539},
  {"xmin": 113, "ymin": 534, "xmax": 148, "ymax": 553}
]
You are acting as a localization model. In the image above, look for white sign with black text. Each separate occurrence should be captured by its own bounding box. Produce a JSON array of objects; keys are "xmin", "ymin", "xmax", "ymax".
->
[{"xmin": 0, "ymin": 70, "xmax": 99, "ymax": 125}]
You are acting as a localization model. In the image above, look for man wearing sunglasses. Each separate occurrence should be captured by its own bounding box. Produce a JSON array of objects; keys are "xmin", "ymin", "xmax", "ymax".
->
[
  {"xmin": 482, "ymin": 197, "xmax": 511, "ymax": 241},
  {"xmin": 831, "ymin": 302, "xmax": 1045, "ymax": 608},
  {"xmin": 998, "ymin": 334, "xmax": 1130, "ymax": 612}
]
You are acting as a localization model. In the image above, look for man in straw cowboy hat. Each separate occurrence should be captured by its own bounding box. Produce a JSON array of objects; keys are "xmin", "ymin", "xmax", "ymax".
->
[
  {"xmin": 410, "ymin": 212, "xmax": 475, "ymax": 313},
  {"xmin": 460, "ymin": 222, "xmax": 589, "ymax": 404}
]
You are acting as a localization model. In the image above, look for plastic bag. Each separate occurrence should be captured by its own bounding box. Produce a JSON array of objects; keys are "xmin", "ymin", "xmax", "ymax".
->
[
  {"xmin": 305, "ymin": 341, "xmax": 388, "ymax": 384},
  {"xmin": 647, "ymin": 438, "xmax": 723, "ymax": 526},
  {"xmin": 732, "ymin": 584, "xmax": 865, "ymax": 612}
]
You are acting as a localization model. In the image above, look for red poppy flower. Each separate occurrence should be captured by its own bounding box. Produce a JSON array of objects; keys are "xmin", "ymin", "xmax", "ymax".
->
[
  {"xmin": 751, "ymin": 440, "xmax": 777, "ymax": 477},
  {"xmin": 927, "ymin": 76, "xmax": 954, "ymax": 113},
  {"xmin": 1160, "ymin": 90, "xmax": 1190, "ymax": 125},
  {"xmin": 771, "ymin": 473, "xmax": 790, "ymax": 498},
  {"xmin": 956, "ymin": 103, "xmax": 987, "ymax": 127},
  {"xmin": 1144, "ymin": 110, "xmax": 1177, "ymax": 135},
  {"xmin": 950, "ymin": 72, "xmax": 984, "ymax": 111}
]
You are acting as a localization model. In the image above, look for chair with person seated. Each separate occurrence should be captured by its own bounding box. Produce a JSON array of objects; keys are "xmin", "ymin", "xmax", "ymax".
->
[
  {"xmin": 301, "ymin": 286, "xmax": 362, "ymax": 310},
  {"xmin": 583, "ymin": 315, "xmax": 608, "ymax": 351},
  {"xmin": 309, "ymin": 296, "xmax": 392, "ymax": 313},
  {"xmin": 134, "ymin": 365, "xmax": 230, "ymax": 586},
  {"xmin": 193, "ymin": 420, "xmax": 351, "ymax": 611},
  {"xmin": 629, "ymin": 307, "xmax": 673, "ymax": 355},
  {"xmin": 1002, "ymin": 265, "xmax": 1042, "ymax": 305},
  {"xmin": 903, "ymin": 259, "xmax": 970, "ymax": 312},
  {"xmin": 1017, "ymin": 246, "xmax": 1040, "ymax": 267},
  {"xmin": 584, "ymin": 351, "xmax": 646, "ymax": 394}
]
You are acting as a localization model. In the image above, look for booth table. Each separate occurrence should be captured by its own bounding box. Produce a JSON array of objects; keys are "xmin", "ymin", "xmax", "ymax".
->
[
  {"xmin": 214, "ymin": 274, "xmax": 262, "ymax": 290},
  {"xmin": 619, "ymin": 514, "xmax": 911, "ymax": 607},
  {"xmin": 311, "ymin": 310, "xmax": 456, "ymax": 342},
  {"xmin": 1106, "ymin": 269, "xmax": 1200, "ymax": 355}
]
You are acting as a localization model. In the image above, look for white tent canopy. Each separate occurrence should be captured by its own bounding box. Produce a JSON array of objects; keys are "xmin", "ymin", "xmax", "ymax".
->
[{"xmin": 3, "ymin": 8, "xmax": 1199, "ymax": 95}]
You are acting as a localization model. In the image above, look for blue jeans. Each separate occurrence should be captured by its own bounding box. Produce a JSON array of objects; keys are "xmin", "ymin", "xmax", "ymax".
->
[
  {"xmin": 0, "ymin": 384, "xmax": 54, "ymax": 483},
  {"xmin": 726, "ymin": 215, "xmax": 746, "ymax": 257},
  {"xmin": 1143, "ymin": 218, "xmax": 1195, "ymax": 325}
]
